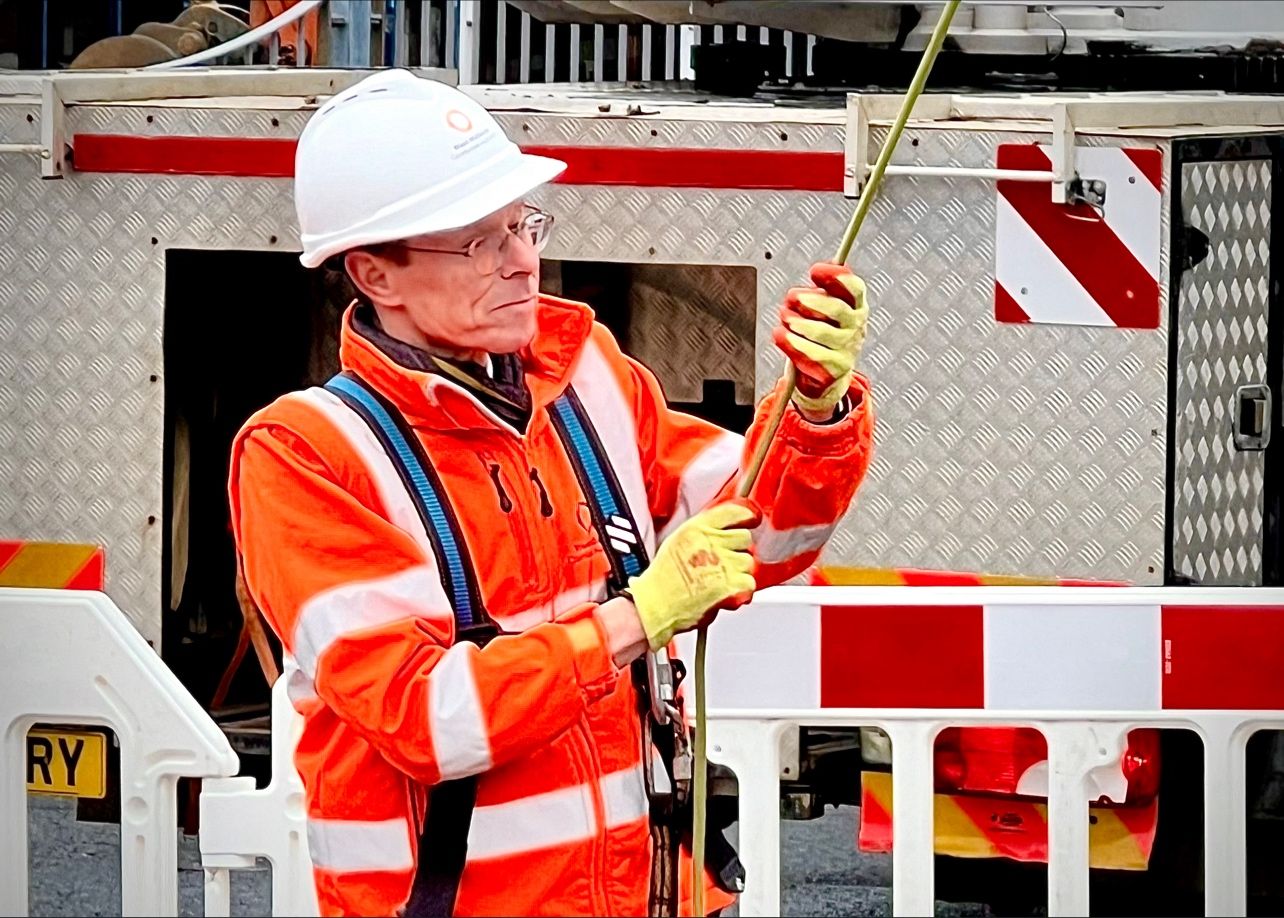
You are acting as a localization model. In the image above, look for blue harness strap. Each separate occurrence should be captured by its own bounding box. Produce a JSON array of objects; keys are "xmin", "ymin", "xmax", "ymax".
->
[
  {"xmin": 325, "ymin": 370, "xmax": 494, "ymax": 918},
  {"xmin": 549, "ymin": 386, "xmax": 650, "ymax": 590},
  {"xmin": 323, "ymin": 372, "xmax": 486, "ymax": 632},
  {"xmin": 321, "ymin": 371, "xmax": 660, "ymax": 917},
  {"xmin": 321, "ymin": 370, "xmax": 681, "ymax": 916}
]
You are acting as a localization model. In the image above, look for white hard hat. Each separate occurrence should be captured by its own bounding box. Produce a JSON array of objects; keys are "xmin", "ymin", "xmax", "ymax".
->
[{"xmin": 294, "ymin": 69, "xmax": 566, "ymax": 268}]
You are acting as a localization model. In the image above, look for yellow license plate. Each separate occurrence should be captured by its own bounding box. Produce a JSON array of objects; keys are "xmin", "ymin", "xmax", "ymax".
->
[{"xmin": 26, "ymin": 729, "xmax": 107, "ymax": 799}]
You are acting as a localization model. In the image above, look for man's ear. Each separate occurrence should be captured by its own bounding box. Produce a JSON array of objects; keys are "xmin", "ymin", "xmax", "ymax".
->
[{"xmin": 345, "ymin": 250, "xmax": 399, "ymax": 307}]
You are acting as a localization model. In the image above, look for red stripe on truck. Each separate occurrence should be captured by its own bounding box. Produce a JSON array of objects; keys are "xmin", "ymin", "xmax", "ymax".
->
[
  {"xmin": 71, "ymin": 134, "xmax": 846, "ymax": 190},
  {"xmin": 523, "ymin": 145, "xmax": 846, "ymax": 191},
  {"xmin": 73, "ymin": 134, "xmax": 297, "ymax": 177}
]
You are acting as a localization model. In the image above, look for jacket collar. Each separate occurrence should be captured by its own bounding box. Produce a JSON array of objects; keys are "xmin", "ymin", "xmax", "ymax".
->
[{"xmin": 337, "ymin": 293, "xmax": 596, "ymax": 434}]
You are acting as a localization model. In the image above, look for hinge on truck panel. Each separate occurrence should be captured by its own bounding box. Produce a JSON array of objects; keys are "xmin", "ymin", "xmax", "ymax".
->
[
  {"xmin": 40, "ymin": 79, "xmax": 65, "ymax": 180},
  {"xmin": 1066, "ymin": 175, "xmax": 1107, "ymax": 210},
  {"xmin": 1177, "ymin": 222, "xmax": 1212, "ymax": 271}
]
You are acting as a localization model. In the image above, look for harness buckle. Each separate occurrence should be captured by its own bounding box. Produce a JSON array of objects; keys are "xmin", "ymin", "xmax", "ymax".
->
[{"xmin": 646, "ymin": 648, "xmax": 678, "ymax": 725}]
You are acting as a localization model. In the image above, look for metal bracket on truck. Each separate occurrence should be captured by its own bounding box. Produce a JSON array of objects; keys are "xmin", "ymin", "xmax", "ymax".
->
[{"xmin": 0, "ymin": 68, "xmax": 454, "ymax": 179}]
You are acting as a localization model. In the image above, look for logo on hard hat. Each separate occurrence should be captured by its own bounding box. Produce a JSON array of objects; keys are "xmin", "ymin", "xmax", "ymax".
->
[{"xmin": 445, "ymin": 109, "xmax": 473, "ymax": 133}]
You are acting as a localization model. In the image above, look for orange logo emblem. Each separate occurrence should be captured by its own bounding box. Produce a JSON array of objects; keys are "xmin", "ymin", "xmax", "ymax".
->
[{"xmin": 445, "ymin": 109, "xmax": 473, "ymax": 132}]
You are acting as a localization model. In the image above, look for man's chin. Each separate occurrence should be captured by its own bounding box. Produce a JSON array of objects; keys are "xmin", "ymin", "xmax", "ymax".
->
[{"xmin": 487, "ymin": 321, "xmax": 537, "ymax": 355}]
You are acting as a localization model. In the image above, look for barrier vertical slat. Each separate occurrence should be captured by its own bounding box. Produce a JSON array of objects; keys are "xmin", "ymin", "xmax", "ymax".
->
[
  {"xmin": 680, "ymin": 24, "xmax": 698, "ymax": 79},
  {"xmin": 889, "ymin": 720, "xmax": 936, "ymax": 917},
  {"xmin": 570, "ymin": 24, "xmax": 581, "ymax": 82},
  {"xmin": 204, "ymin": 868, "xmax": 232, "ymax": 918},
  {"xmin": 445, "ymin": 0, "xmax": 457, "ymax": 69},
  {"xmin": 544, "ymin": 23, "xmax": 554, "ymax": 81},
  {"xmin": 641, "ymin": 25, "xmax": 651, "ymax": 81},
  {"xmin": 707, "ymin": 720, "xmax": 787, "ymax": 917},
  {"xmin": 1045, "ymin": 723, "xmax": 1096, "ymax": 916},
  {"xmin": 617, "ymin": 23, "xmax": 627, "ymax": 81},
  {"xmin": 495, "ymin": 1, "xmax": 506, "ymax": 83},
  {"xmin": 665, "ymin": 24, "xmax": 675, "ymax": 80},
  {"xmin": 278, "ymin": 827, "xmax": 319, "ymax": 915},
  {"xmin": 457, "ymin": 0, "xmax": 479, "ymax": 84},
  {"xmin": 0, "ymin": 742, "xmax": 28, "ymax": 916},
  {"xmin": 592, "ymin": 24, "xmax": 603, "ymax": 82},
  {"xmin": 395, "ymin": 0, "xmax": 413, "ymax": 68},
  {"xmin": 1203, "ymin": 717, "xmax": 1249, "ymax": 916},
  {"xmin": 121, "ymin": 770, "xmax": 182, "ymax": 915},
  {"xmin": 519, "ymin": 11, "xmax": 530, "ymax": 83},
  {"xmin": 419, "ymin": 0, "xmax": 434, "ymax": 67}
]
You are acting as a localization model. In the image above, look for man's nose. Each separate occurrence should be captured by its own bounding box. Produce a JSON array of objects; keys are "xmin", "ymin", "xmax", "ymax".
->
[{"xmin": 499, "ymin": 232, "xmax": 540, "ymax": 278}]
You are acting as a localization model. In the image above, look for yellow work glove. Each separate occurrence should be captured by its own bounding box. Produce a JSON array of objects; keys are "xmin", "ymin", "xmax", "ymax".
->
[
  {"xmin": 626, "ymin": 500, "xmax": 761, "ymax": 651},
  {"xmin": 772, "ymin": 263, "xmax": 869, "ymax": 418}
]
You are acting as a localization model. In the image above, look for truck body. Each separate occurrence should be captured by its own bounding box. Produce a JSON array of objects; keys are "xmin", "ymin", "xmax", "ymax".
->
[{"xmin": 3, "ymin": 16, "xmax": 1283, "ymax": 906}]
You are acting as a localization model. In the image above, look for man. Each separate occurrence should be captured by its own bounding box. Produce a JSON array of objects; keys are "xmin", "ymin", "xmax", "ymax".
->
[{"xmin": 229, "ymin": 69, "xmax": 874, "ymax": 918}]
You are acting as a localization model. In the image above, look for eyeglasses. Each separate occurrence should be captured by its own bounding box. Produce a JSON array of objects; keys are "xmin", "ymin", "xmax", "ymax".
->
[{"xmin": 397, "ymin": 205, "xmax": 555, "ymax": 275}]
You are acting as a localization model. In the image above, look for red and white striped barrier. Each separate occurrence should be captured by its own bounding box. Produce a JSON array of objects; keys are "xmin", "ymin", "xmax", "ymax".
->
[
  {"xmin": 678, "ymin": 585, "xmax": 1284, "ymax": 713},
  {"xmin": 197, "ymin": 586, "xmax": 1284, "ymax": 917},
  {"xmin": 678, "ymin": 585, "xmax": 1284, "ymax": 917}
]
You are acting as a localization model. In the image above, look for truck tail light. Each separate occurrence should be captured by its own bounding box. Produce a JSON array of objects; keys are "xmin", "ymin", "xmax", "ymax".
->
[
  {"xmin": 1120, "ymin": 728, "xmax": 1161, "ymax": 802},
  {"xmin": 934, "ymin": 727, "xmax": 1047, "ymax": 796},
  {"xmin": 932, "ymin": 727, "xmax": 1161, "ymax": 804}
]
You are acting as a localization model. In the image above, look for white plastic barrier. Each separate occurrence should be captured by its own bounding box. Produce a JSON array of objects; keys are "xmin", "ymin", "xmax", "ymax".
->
[
  {"xmin": 197, "ymin": 584, "xmax": 1284, "ymax": 917},
  {"xmin": 201, "ymin": 676, "xmax": 319, "ymax": 917},
  {"xmin": 678, "ymin": 585, "xmax": 1284, "ymax": 917},
  {"xmin": 0, "ymin": 587, "xmax": 239, "ymax": 917}
]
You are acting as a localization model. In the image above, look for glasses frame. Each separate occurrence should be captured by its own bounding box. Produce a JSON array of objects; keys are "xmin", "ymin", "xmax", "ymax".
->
[{"xmin": 395, "ymin": 204, "xmax": 555, "ymax": 274}]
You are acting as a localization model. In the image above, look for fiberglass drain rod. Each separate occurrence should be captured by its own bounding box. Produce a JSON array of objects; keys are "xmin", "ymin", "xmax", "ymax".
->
[{"xmin": 690, "ymin": 3, "xmax": 963, "ymax": 913}]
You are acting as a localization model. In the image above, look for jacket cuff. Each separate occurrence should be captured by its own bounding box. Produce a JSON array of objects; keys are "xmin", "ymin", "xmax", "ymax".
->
[
  {"xmin": 558, "ymin": 604, "xmax": 619, "ymax": 703},
  {"xmin": 779, "ymin": 373, "xmax": 873, "ymax": 455}
]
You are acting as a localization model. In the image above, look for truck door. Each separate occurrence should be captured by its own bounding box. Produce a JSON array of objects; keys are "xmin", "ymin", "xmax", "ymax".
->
[{"xmin": 1168, "ymin": 135, "xmax": 1284, "ymax": 586}]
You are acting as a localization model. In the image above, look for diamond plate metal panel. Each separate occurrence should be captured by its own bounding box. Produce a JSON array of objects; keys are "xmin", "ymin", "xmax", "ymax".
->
[
  {"xmin": 537, "ymin": 121, "xmax": 1173, "ymax": 584},
  {"xmin": 0, "ymin": 101, "xmax": 38, "ymax": 146},
  {"xmin": 627, "ymin": 264, "xmax": 756, "ymax": 404},
  {"xmin": 0, "ymin": 159, "xmax": 300, "ymax": 646},
  {"xmin": 70, "ymin": 102, "xmax": 316, "ymax": 139},
  {"xmin": 836, "ymin": 127, "xmax": 1170, "ymax": 583},
  {"xmin": 1171, "ymin": 159, "xmax": 1272, "ymax": 585},
  {"xmin": 495, "ymin": 111, "xmax": 842, "ymax": 152},
  {"xmin": 0, "ymin": 94, "xmax": 1188, "ymax": 653},
  {"xmin": 0, "ymin": 75, "xmax": 42, "ymax": 97}
]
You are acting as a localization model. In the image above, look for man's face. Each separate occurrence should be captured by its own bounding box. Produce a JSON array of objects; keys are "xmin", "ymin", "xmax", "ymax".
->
[{"xmin": 347, "ymin": 200, "xmax": 543, "ymax": 357}]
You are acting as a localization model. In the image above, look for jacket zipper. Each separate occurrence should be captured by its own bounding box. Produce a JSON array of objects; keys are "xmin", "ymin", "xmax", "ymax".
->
[
  {"xmin": 492, "ymin": 445, "xmax": 542, "ymax": 593},
  {"xmin": 487, "ymin": 463, "xmax": 513, "ymax": 513},
  {"xmin": 530, "ymin": 467, "xmax": 554, "ymax": 517}
]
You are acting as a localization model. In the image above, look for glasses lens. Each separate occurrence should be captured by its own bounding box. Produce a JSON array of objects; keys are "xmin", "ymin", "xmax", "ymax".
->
[
  {"xmin": 469, "ymin": 235, "xmax": 503, "ymax": 275},
  {"xmin": 525, "ymin": 212, "xmax": 554, "ymax": 253}
]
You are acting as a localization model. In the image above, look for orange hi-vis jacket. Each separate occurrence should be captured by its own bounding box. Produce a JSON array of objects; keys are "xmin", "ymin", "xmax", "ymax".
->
[{"xmin": 229, "ymin": 295, "xmax": 875, "ymax": 917}]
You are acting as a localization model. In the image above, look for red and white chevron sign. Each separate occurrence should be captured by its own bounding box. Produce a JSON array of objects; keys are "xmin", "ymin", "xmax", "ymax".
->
[{"xmin": 994, "ymin": 144, "xmax": 1163, "ymax": 329}]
